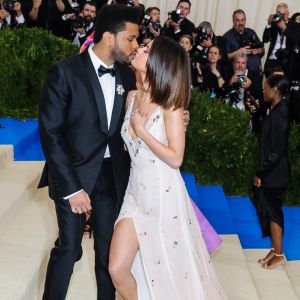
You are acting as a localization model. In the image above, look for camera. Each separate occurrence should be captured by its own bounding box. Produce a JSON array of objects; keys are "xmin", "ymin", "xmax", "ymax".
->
[
  {"xmin": 225, "ymin": 74, "xmax": 248, "ymax": 105},
  {"xmin": 237, "ymin": 74, "xmax": 247, "ymax": 85},
  {"xmin": 240, "ymin": 31, "xmax": 262, "ymax": 49},
  {"xmin": 195, "ymin": 26, "xmax": 210, "ymax": 44},
  {"xmin": 142, "ymin": 14, "xmax": 161, "ymax": 34},
  {"xmin": 275, "ymin": 48, "xmax": 288, "ymax": 64},
  {"xmin": 71, "ymin": 15, "xmax": 87, "ymax": 30},
  {"xmin": 3, "ymin": 0, "xmax": 17, "ymax": 14},
  {"xmin": 143, "ymin": 14, "xmax": 151, "ymax": 27},
  {"xmin": 272, "ymin": 12, "xmax": 284, "ymax": 23},
  {"xmin": 292, "ymin": 45, "xmax": 300, "ymax": 55},
  {"xmin": 168, "ymin": 9, "xmax": 181, "ymax": 23},
  {"xmin": 126, "ymin": 0, "xmax": 134, "ymax": 7},
  {"xmin": 70, "ymin": 1, "xmax": 87, "ymax": 30},
  {"xmin": 70, "ymin": 1, "xmax": 80, "ymax": 13}
]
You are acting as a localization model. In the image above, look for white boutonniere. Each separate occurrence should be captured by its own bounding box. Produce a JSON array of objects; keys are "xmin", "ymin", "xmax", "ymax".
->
[{"xmin": 116, "ymin": 84, "xmax": 125, "ymax": 95}]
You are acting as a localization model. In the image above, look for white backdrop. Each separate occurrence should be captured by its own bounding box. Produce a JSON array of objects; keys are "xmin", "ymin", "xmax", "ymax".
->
[{"xmin": 139, "ymin": 0, "xmax": 300, "ymax": 39}]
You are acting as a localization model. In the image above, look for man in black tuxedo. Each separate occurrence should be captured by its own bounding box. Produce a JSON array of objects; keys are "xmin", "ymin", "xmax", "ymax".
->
[
  {"xmin": 162, "ymin": 0, "xmax": 195, "ymax": 42},
  {"xmin": 38, "ymin": 5, "xmax": 141, "ymax": 300}
]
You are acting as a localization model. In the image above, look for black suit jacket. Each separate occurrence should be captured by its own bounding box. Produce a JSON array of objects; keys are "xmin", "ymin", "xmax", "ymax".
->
[
  {"xmin": 256, "ymin": 101, "xmax": 290, "ymax": 187},
  {"xmin": 262, "ymin": 22, "xmax": 291, "ymax": 59},
  {"xmin": 38, "ymin": 50, "xmax": 135, "ymax": 202}
]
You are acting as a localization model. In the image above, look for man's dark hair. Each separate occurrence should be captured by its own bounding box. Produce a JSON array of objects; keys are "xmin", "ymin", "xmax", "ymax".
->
[
  {"xmin": 176, "ymin": 0, "xmax": 192, "ymax": 8},
  {"xmin": 94, "ymin": 5, "xmax": 142, "ymax": 43},
  {"xmin": 144, "ymin": 6, "xmax": 160, "ymax": 15},
  {"xmin": 82, "ymin": 1, "xmax": 97, "ymax": 10}
]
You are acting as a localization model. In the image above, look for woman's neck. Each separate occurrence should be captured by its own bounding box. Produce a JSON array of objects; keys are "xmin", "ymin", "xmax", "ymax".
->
[{"xmin": 271, "ymin": 96, "xmax": 283, "ymax": 109}]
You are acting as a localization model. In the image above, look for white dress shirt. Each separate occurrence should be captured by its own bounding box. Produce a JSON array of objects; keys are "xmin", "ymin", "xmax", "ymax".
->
[{"xmin": 64, "ymin": 45, "xmax": 116, "ymax": 200}]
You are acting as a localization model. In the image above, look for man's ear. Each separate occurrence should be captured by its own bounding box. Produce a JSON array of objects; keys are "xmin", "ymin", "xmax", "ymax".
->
[{"xmin": 102, "ymin": 31, "xmax": 114, "ymax": 47}]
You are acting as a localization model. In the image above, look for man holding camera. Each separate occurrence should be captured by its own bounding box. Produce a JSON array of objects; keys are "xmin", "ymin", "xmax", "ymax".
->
[
  {"xmin": 223, "ymin": 9, "xmax": 264, "ymax": 75},
  {"xmin": 163, "ymin": 0, "xmax": 195, "ymax": 42},
  {"xmin": 226, "ymin": 52, "xmax": 263, "ymax": 132},
  {"xmin": 140, "ymin": 6, "xmax": 161, "ymax": 40},
  {"xmin": 263, "ymin": 3, "xmax": 290, "ymax": 77},
  {"xmin": 227, "ymin": 52, "xmax": 262, "ymax": 109},
  {"xmin": 71, "ymin": 1, "xmax": 96, "ymax": 46},
  {"xmin": 191, "ymin": 21, "xmax": 227, "ymax": 66},
  {"xmin": 0, "ymin": 0, "xmax": 26, "ymax": 27},
  {"xmin": 59, "ymin": 1, "xmax": 96, "ymax": 46}
]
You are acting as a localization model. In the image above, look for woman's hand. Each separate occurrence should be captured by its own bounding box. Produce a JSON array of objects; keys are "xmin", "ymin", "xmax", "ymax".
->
[
  {"xmin": 253, "ymin": 175, "xmax": 262, "ymax": 187},
  {"xmin": 130, "ymin": 108, "xmax": 147, "ymax": 137}
]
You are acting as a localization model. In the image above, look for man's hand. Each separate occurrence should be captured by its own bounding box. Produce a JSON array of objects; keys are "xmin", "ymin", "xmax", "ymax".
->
[
  {"xmin": 253, "ymin": 175, "xmax": 262, "ymax": 187},
  {"xmin": 74, "ymin": 27, "xmax": 85, "ymax": 35},
  {"xmin": 267, "ymin": 14, "xmax": 273, "ymax": 26},
  {"xmin": 69, "ymin": 190, "xmax": 92, "ymax": 214},
  {"xmin": 201, "ymin": 38, "xmax": 213, "ymax": 48},
  {"xmin": 276, "ymin": 19, "xmax": 287, "ymax": 32},
  {"xmin": 239, "ymin": 46, "xmax": 252, "ymax": 55},
  {"xmin": 148, "ymin": 23, "xmax": 160, "ymax": 37},
  {"xmin": 241, "ymin": 77, "xmax": 252, "ymax": 88},
  {"xmin": 32, "ymin": 0, "xmax": 42, "ymax": 9},
  {"xmin": 170, "ymin": 20, "xmax": 180, "ymax": 31}
]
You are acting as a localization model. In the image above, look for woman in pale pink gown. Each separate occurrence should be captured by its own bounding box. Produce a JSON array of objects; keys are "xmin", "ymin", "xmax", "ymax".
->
[{"xmin": 108, "ymin": 36, "xmax": 227, "ymax": 300}]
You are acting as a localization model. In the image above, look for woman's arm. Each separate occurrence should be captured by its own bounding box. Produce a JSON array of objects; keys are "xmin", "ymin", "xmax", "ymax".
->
[{"xmin": 131, "ymin": 106, "xmax": 185, "ymax": 169}]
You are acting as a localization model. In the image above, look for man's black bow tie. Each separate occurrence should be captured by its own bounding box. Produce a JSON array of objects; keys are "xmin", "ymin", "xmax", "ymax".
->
[{"xmin": 98, "ymin": 65, "xmax": 117, "ymax": 77}]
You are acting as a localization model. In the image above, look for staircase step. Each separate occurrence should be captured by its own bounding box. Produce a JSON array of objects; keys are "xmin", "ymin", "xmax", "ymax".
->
[
  {"xmin": 0, "ymin": 162, "xmax": 44, "ymax": 232},
  {"xmin": 0, "ymin": 145, "xmax": 13, "ymax": 168},
  {"xmin": 227, "ymin": 196, "xmax": 272, "ymax": 249},
  {"xmin": 196, "ymin": 186, "xmax": 236, "ymax": 234},
  {"xmin": 285, "ymin": 261, "xmax": 300, "ymax": 299},
  {"xmin": 244, "ymin": 249, "xmax": 299, "ymax": 300},
  {"xmin": 211, "ymin": 235, "xmax": 260, "ymax": 300},
  {"xmin": 0, "ymin": 188, "xmax": 57, "ymax": 300}
]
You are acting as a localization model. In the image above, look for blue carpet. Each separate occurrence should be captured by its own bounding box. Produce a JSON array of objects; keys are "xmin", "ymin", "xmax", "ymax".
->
[
  {"xmin": 0, "ymin": 118, "xmax": 44, "ymax": 160},
  {"xmin": 1, "ymin": 118, "xmax": 300, "ymax": 260}
]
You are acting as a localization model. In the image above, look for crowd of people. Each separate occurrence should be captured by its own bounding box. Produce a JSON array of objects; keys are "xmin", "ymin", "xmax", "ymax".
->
[{"xmin": 2, "ymin": 0, "xmax": 300, "ymax": 129}]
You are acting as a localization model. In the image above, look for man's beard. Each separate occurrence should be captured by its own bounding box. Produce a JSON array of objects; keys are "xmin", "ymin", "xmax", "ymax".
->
[{"xmin": 111, "ymin": 44, "xmax": 131, "ymax": 65}]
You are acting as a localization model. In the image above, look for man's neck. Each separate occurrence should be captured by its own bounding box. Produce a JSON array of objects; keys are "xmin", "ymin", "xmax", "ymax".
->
[{"xmin": 92, "ymin": 43, "xmax": 115, "ymax": 66}]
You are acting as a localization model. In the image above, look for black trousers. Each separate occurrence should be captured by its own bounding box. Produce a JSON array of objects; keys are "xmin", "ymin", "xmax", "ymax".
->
[{"xmin": 43, "ymin": 158, "xmax": 120, "ymax": 300}]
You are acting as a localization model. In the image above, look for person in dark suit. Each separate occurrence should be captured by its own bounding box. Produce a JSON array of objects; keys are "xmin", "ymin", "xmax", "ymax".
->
[
  {"xmin": 162, "ymin": 0, "xmax": 195, "ymax": 42},
  {"xmin": 38, "ymin": 5, "xmax": 141, "ymax": 300},
  {"xmin": 262, "ymin": 3, "xmax": 290, "ymax": 77},
  {"xmin": 253, "ymin": 74, "xmax": 291, "ymax": 269}
]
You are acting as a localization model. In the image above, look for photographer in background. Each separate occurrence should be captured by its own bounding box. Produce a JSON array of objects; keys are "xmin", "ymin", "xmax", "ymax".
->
[
  {"xmin": 139, "ymin": 6, "xmax": 160, "ymax": 42},
  {"xmin": 263, "ymin": 3, "xmax": 290, "ymax": 77},
  {"xmin": 0, "ymin": 2, "xmax": 10, "ymax": 28},
  {"xmin": 71, "ymin": 1, "xmax": 96, "ymax": 46},
  {"xmin": 226, "ymin": 52, "xmax": 263, "ymax": 132},
  {"xmin": 163, "ymin": 0, "xmax": 194, "ymax": 42},
  {"xmin": 285, "ymin": 19, "xmax": 300, "ymax": 123},
  {"xmin": 223, "ymin": 9, "xmax": 264, "ymax": 75},
  {"xmin": 191, "ymin": 21, "xmax": 227, "ymax": 67},
  {"xmin": 0, "ymin": 0, "xmax": 26, "ymax": 28},
  {"xmin": 59, "ymin": 1, "xmax": 96, "ymax": 45}
]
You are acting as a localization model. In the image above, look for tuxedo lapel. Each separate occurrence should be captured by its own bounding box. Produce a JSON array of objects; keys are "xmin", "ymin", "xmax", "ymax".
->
[
  {"xmin": 80, "ymin": 51, "xmax": 108, "ymax": 134},
  {"xmin": 109, "ymin": 68, "xmax": 124, "ymax": 136}
]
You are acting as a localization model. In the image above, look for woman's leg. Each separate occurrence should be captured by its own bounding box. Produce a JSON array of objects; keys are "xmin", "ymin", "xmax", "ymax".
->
[
  {"xmin": 264, "ymin": 221, "xmax": 285, "ymax": 267},
  {"xmin": 109, "ymin": 218, "xmax": 139, "ymax": 300}
]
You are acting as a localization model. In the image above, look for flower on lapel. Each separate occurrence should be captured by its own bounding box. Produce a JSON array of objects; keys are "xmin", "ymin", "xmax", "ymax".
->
[{"xmin": 116, "ymin": 84, "xmax": 125, "ymax": 95}]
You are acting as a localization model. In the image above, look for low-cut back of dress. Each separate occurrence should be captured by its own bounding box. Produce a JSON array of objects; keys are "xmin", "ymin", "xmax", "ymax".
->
[{"xmin": 117, "ymin": 94, "xmax": 228, "ymax": 300}]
